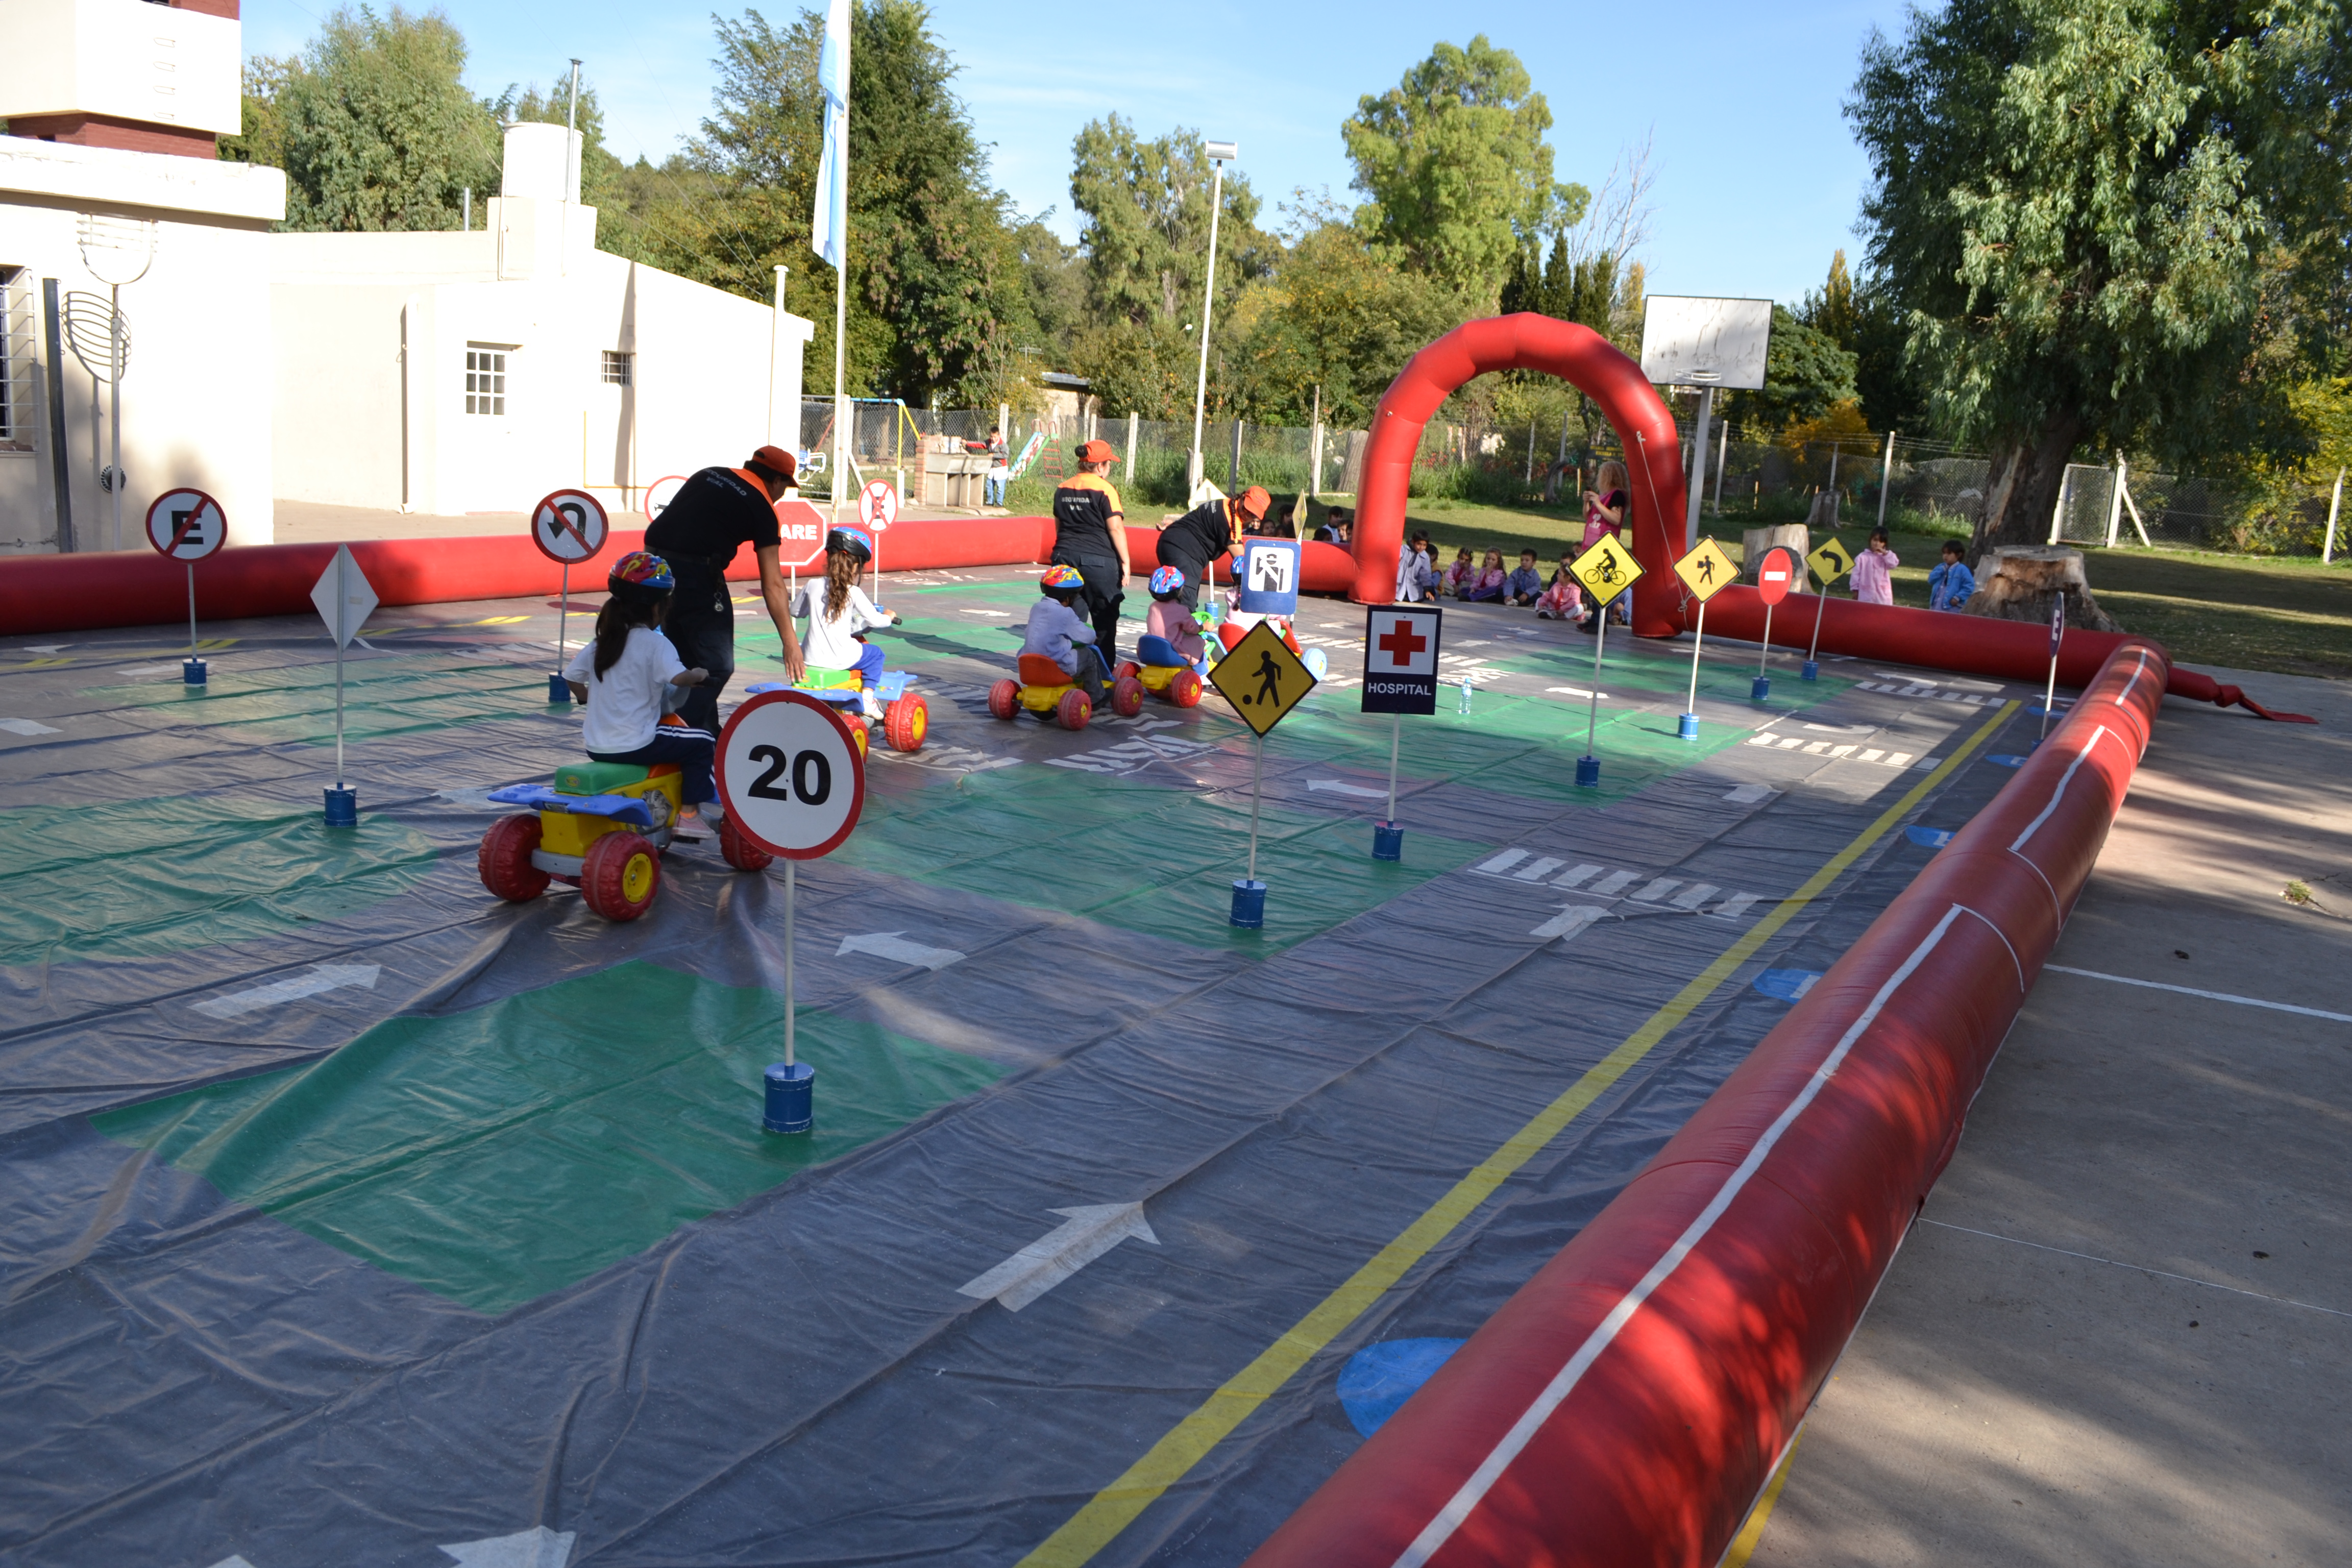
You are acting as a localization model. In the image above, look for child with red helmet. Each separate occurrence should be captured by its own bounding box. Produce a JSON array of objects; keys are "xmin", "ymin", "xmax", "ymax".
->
[{"xmin": 562, "ymin": 552, "xmax": 722, "ymax": 834}]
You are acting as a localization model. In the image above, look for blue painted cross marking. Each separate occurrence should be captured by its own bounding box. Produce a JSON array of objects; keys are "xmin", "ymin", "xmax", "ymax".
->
[{"xmin": 1338, "ymin": 1338, "xmax": 1465, "ymax": 1436}]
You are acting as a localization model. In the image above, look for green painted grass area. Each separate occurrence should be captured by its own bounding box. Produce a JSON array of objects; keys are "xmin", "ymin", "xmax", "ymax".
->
[
  {"xmin": 0, "ymin": 797, "xmax": 436, "ymax": 967},
  {"xmin": 88, "ymin": 653, "xmax": 546, "ymax": 748},
  {"xmin": 838, "ymin": 765, "xmax": 1489, "ymax": 951},
  {"xmin": 94, "ymin": 963, "xmax": 1001, "ymax": 1314}
]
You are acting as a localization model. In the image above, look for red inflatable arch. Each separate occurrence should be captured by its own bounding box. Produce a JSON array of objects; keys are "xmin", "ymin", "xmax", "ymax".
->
[{"xmin": 1350, "ymin": 313, "xmax": 1688, "ymax": 635}]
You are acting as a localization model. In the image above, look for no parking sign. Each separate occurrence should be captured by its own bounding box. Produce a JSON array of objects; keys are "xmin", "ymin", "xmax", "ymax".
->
[
  {"xmin": 144, "ymin": 488, "xmax": 227, "ymax": 561},
  {"xmin": 718, "ymin": 689, "xmax": 866, "ymax": 860}
]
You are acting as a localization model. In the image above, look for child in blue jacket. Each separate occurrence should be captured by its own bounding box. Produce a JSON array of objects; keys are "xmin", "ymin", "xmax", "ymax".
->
[{"xmin": 1928, "ymin": 541, "xmax": 1977, "ymax": 611}]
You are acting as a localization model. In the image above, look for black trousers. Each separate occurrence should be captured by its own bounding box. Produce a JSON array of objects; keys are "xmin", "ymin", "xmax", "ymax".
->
[
  {"xmin": 1158, "ymin": 548, "xmax": 1212, "ymax": 610},
  {"xmin": 662, "ymin": 568, "xmax": 737, "ymax": 734},
  {"xmin": 1055, "ymin": 553, "xmax": 1124, "ymax": 665}
]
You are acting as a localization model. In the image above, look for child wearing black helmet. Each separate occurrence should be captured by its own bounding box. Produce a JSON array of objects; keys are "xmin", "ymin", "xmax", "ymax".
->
[
  {"xmin": 790, "ymin": 526, "xmax": 900, "ymax": 718},
  {"xmin": 563, "ymin": 551, "xmax": 721, "ymax": 832}
]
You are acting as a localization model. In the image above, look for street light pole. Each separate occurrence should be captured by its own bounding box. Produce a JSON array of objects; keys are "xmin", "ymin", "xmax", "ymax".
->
[{"xmin": 1187, "ymin": 140, "xmax": 1237, "ymax": 501}]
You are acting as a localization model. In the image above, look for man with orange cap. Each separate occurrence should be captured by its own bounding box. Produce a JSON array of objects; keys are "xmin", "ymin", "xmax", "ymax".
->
[
  {"xmin": 644, "ymin": 444, "xmax": 808, "ymax": 733},
  {"xmin": 1155, "ymin": 484, "xmax": 1267, "ymax": 609},
  {"xmin": 1049, "ymin": 438, "xmax": 1135, "ymax": 662}
]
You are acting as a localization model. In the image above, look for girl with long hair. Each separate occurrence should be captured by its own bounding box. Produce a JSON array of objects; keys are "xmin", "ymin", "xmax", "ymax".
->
[
  {"xmin": 1579, "ymin": 459, "xmax": 1632, "ymax": 632},
  {"xmin": 790, "ymin": 527, "xmax": 900, "ymax": 717},
  {"xmin": 561, "ymin": 552, "xmax": 721, "ymax": 829}
]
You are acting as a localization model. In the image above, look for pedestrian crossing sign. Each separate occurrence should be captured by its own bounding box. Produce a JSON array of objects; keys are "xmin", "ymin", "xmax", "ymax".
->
[
  {"xmin": 1209, "ymin": 620, "xmax": 1318, "ymax": 737},
  {"xmin": 1569, "ymin": 534, "xmax": 1645, "ymax": 602},
  {"xmin": 1808, "ymin": 537, "xmax": 1855, "ymax": 585},
  {"xmin": 1674, "ymin": 537, "xmax": 1738, "ymax": 602}
]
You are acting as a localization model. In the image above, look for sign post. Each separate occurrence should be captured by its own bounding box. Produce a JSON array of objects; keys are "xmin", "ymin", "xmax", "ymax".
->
[
  {"xmin": 1359, "ymin": 604, "xmax": 1441, "ymax": 859},
  {"xmin": 144, "ymin": 487, "xmax": 227, "ymax": 686},
  {"xmin": 1802, "ymin": 536, "xmax": 1854, "ymax": 681},
  {"xmin": 308, "ymin": 544, "xmax": 380, "ymax": 827},
  {"xmin": 718, "ymin": 689, "xmax": 868, "ymax": 1135},
  {"xmin": 1672, "ymin": 537, "xmax": 1737, "ymax": 741},
  {"xmin": 859, "ymin": 479, "xmax": 899, "ymax": 608},
  {"xmin": 531, "ymin": 489, "xmax": 611, "ymax": 704},
  {"xmin": 2039, "ymin": 596, "xmax": 2066, "ymax": 745},
  {"xmin": 1752, "ymin": 545, "xmax": 1797, "ymax": 701},
  {"xmin": 1208, "ymin": 619, "xmax": 1318, "ymax": 926},
  {"xmin": 1567, "ymin": 533, "xmax": 1647, "ymax": 786}
]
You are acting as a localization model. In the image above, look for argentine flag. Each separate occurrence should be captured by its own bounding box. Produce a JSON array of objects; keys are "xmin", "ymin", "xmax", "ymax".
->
[{"xmin": 812, "ymin": 0, "xmax": 850, "ymax": 267}]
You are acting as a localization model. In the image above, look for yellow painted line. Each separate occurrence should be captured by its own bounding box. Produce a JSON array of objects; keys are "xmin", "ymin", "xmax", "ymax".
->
[
  {"xmin": 14, "ymin": 658, "xmax": 70, "ymax": 669},
  {"xmin": 1720, "ymin": 1429, "xmax": 1803, "ymax": 1567},
  {"xmin": 195, "ymin": 638, "xmax": 238, "ymax": 651},
  {"xmin": 1018, "ymin": 701, "xmax": 2021, "ymax": 1567}
]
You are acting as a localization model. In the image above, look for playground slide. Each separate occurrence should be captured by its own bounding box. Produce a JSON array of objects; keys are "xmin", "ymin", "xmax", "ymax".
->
[{"xmin": 1245, "ymin": 638, "xmax": 2171, "ymax": 1568}]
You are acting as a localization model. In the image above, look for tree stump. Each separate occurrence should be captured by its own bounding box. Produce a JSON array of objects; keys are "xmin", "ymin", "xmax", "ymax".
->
[
  {"xmin": 1742, "ymin": 524, "xmax": 1813, "ymax": 591},
  {"xmin": 1962, "ymin": 546, "xmax": 2122, "ymax": 632},
  {"xmin": 1806, "ymin": 491, "xmax": 1841, "ymax": 531}
]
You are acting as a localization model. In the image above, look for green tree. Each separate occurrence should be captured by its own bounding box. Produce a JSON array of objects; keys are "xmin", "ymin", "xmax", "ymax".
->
[
  {"xmin": 491, "ymin": 72, "xmax": 638, "ymax": 250},
  {"xmin": 1342, "ymin": 36, "xmax": 1586, "ymax": 307},
  {"xmin": 1850, "ymin": 0, "xmax": 2352, "ymax": 559},
  {"xmin": 256, "ymin": 6, "xmax": 500, "ymax": 232},
  {"xmin": 1722, "ymin": 305, "xmax": 1859, "ymax": 432},
  {"xmin": 1068, "ymin": 117, "xmax": 1271, "ymax": 328},
  {"xmin": 1799, "ymin": 250, "xmax": 1927, "ymax": 433},
  {"xmin": 217, "ymin": 57, "xmax": 294, "ymax": 168}
]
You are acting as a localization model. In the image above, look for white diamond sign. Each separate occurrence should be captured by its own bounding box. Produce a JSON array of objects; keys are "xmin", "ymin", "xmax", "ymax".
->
[{"xmin": 310, "ymin": 545, "xmax": 379, "ymax": 649}]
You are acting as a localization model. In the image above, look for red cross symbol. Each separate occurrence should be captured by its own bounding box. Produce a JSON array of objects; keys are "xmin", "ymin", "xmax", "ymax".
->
[{"xmin": 1377, "ymin": 618, "xmax": 1427, "ymax": 667}]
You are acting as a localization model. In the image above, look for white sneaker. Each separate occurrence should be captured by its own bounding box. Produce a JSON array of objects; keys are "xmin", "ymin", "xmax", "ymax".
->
[{"xmin": 861, "ymin": 690, "xmax": 885, "ymax": 720}]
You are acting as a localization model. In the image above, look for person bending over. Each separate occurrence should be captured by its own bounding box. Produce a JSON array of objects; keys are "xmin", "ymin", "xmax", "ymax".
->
[
  {"xmin": 643, "ymin": 444, "xmax": 808, "ymax": 732},
  {"xmin": 1023, "ymin": 564, "xmax": 1109, "ymax": 707},
  {"xmin": 563, "ymin": 552, "xmax": 720, "ymax": 834}
]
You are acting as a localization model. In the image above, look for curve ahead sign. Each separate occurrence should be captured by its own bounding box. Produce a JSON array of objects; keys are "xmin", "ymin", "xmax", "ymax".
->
[{"xmin": 717, "ymin": 689, "xmax": 865, "ymax": 860}]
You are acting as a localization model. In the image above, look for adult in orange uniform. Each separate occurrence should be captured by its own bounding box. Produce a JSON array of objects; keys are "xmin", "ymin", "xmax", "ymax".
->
[
  {"xmin": 1156, "ymin": 483, "xmax": 1268, "ymax": 609},
  {"xmin": 1049, "ymin": 438, "xmax": 1135, "ymax": 663}
]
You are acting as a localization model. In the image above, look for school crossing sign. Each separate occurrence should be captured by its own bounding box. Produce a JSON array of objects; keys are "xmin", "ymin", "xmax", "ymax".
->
[
  {"xmin": 1210, "ymin": 619, "xmax": 1317, "ymax": 737},
  {"xmin": 1674, "ymin": 537, "xmax": 1737, "ymax": 602}
]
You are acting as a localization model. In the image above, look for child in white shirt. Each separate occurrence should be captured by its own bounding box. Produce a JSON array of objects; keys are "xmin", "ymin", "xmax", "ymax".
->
[
  {"xmin": 790, "ymin": 526, "xmax": 900, "ymax": 718},
  {"xmin": 561, "ymin": 551, "xmax": 716, "ymax": 827}
]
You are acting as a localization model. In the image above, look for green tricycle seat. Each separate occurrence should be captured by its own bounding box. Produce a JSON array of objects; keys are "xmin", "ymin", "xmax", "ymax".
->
[{"xmin": 556, "ymin": 761, "xmax": 652, "ymax": 795}]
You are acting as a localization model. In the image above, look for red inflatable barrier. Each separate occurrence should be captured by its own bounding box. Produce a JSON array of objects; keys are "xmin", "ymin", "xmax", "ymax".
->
[
  {"xmin": 1246, "ymin": 642, "xmax": 2169, "ymax": 1568},
  {"xmin": 0, "ymin": 513, "xmax": 1355, "ymax": 636}
]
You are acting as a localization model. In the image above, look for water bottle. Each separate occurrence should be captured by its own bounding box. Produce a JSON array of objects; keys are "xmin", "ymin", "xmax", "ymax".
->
[{"xmin": 1457, "ymin": 677, "xmax": 1474, "ymax": 715}]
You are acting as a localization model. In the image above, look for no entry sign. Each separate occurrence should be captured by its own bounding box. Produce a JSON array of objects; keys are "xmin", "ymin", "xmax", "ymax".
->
[
  {"xmin": 717, "ymin": 689, "xmax": 866, "ymax": 859},
  {"xmin": 1361, "ymin": 604, "xmax": 1441, "ymax": 715},
  {"xmin": 531, "ymin": 490, "xmax": 609, "ymax": 565},
  {"xmin": 1756, "ymin": 546, "xmax": 1799, "ymax": 606},
  {"xmin": 144, "ymin": 488, "xmax": 227, "ymax": 560}
]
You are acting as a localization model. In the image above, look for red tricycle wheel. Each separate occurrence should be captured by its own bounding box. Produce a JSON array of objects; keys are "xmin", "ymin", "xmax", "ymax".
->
[
  {"xmin": 988, "ymin": 678, "xmax": 1020, "ymax": 720},
  {"xmin": 885, "ymin": 693, "xmax": 928, "ymax": 751},
  {"xmin": 718, "ymin": 814, "xmax": 774, "ymax": 872},
  {"xmin": 1115, "ymin": 660, "xmax": 1140, "ymax": 681},
  {"xmin": 1111, "ymin": 676, "xmax": 1145, "ymax": 718},
  {"xmin": 580, "ymin": 830, "xmax": 660, "ymax": 921},
  {"xmin": 1056, "ymin": 688, "xmax": 1093, "ymax": 730},
  {"xmin": 478, "ymin": 814, "xmax": 550, "ymax": 901},
  {"xmin": 1168, "ymin": 668, "xmax": 1204, "ymax": 708}
]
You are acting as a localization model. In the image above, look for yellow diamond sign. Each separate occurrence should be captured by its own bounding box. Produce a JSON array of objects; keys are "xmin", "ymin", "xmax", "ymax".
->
[
  {"xmin": 1674, "ymin": 537, "xmax": 1738, "ymax": 603},
  {"xmin": 1569, "ymin": 534, "xmax": 1645, "ymax": 603},
  {"xmin": 1808, "ymin": 536, "xmax": 1855, "ymax": 585},
  {"xmin": 1208, "ymin": 619, "xmax": 1318, "ymax": 737}
]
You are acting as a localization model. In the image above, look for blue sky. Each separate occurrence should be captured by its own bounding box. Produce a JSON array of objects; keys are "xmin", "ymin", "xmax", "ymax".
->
[{"xmin": 239, "ymin": 0, "xmax": 1917, "ymax": 305}]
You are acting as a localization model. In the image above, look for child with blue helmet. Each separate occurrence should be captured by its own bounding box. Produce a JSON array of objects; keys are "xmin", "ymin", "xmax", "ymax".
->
[
  {"xmin": 562, "ymin": 551, "xmax": 721, "ymax": 832},
  {"xmin": 1139, "ymin": 564, "xmax": 1208, "ymax": 672},
  {"xmin": 790, "ymin": 526, "xmax": 900, "ymax": 717}
]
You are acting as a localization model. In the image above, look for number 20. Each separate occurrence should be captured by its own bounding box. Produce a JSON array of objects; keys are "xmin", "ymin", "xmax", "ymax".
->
[{"xmin": 748, "ymin": 744, "xmax": 831, "ymax": 805}]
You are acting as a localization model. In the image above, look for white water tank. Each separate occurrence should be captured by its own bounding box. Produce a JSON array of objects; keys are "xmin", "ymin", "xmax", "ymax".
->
[{"xmin": 500, "ymin": 121, "xmax": 581, "ymax": 203}]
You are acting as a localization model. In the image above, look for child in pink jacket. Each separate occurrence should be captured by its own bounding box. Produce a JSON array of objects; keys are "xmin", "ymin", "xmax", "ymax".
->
[{"xmin": 1851, "ymin": 527, "xmax": 1898, "ymax": 605}]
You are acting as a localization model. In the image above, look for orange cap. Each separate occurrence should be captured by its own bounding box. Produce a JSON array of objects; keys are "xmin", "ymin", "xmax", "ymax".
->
[
  {"xmin": 747, "ymin": 445, "xmax": 798, "ymax": 483},
  {"xmin": 1237, "ymin": 485, "xmax": 1271, "ymax": 519},
  {"xmin": 1075, "ymin": 439, "xmax": 1120, "ymax": 464}
]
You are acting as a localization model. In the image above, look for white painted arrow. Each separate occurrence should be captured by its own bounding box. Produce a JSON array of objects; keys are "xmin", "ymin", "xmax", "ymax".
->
[
  {"xmin": 1530, "ymin": 905, "xmax": 1605, "ymax": 943},
  {"xmin": 1308, "ymin": 778, "xmax": 1388, "ymax": 799},
  {"xmin": 836, "ymin": 932, "xmax": 966, "ymax": 971},
  {"xmin": 957, "ymin": 1203, "xmax": 1159, "ymax": 1311},
  {"xmin": 192, "ymin": 964, "xmax": 381, "ymax": 1020},
  {"xmin": 438, "ymin": 1527, "xmax": 576, "ymax": 1567}
]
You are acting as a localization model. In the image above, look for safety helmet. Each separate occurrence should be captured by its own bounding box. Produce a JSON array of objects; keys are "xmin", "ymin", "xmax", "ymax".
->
[
  {"xmin": 1148, "ymin": 565, "xmax": 1185, "ymax": 597},
  {"xmin": 829, "ymin": 526, "xmax": 874, "ymax": 564},
  {"xmin": 1040, "ymin": 564, "xmax": 1086, "ymax": 595},
  {"xmin": 608, "ymin": 550, "xmax": 675, "ymax": 602}
]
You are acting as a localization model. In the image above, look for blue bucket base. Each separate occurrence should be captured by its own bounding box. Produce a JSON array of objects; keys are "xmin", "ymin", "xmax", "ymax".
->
[
  {"xmin": 1801, "ymin": 660, "xmax": 1819, "ymax": 682},
  {"xmin": 1676, "ymin": 713, "xmax": 1698, "ymax": 741},
  {"xmin": 1371, "ymin": 822, "xmax": 1403, "ymax": 862},
  {"xmin": 323, "ymin": 785, "xmax": 358, "ymax": 828},
  {"xmin": 1575, "ymin": 755, "xmax": 1601, "ymax": 789},
  {"xmin": 763, "ymin": 1061, "xmax": 816, "ymax": 1135},
  {"xmin": 1230, "ymin": 878, "xmax": 1267, "ymax": 929},
  {"xmin": 182, "ymin": 658, "xmax": 207, "ymax": 687},
  {"xmin": 1751, "ymin": 676, "xmax": 1772, "ymax": 701},
  {"xmin": 546, "ymin": 673, "xmax": 573, "ymax": 705}
]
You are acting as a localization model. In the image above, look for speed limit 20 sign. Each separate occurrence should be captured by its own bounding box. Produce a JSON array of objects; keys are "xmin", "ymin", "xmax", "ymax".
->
[{"xmin": 717, "ymin": 689, "xmax": 866, "ymax": 860}]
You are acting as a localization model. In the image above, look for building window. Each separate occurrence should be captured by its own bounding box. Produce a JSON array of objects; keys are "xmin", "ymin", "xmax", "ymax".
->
[
  {"xmin": 601, "ymin": 350, "xmax": 632, "ymax": 386},
  {"xmin": 0, "ymin": 268, "xmax": 33, "ymax": 452},
  {"xmin": 464, "ymin": 345, "xmax": 508, "ymax": 415}
]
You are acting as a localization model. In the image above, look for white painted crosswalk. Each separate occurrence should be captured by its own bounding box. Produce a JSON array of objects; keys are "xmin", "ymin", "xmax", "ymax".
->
[
  {"xmin": 1471, "ymin": 849, "xmax": 1765, "ymax": 918},
  {"xmin": 1744, "ymin": 731, "xmax": 1935, "ymax": 769}
]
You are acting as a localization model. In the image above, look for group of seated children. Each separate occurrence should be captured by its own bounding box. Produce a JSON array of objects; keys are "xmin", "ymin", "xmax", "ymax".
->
[{"xmin": 1391, "ymin": 459, "xmax": 1636, "ymax": 633}]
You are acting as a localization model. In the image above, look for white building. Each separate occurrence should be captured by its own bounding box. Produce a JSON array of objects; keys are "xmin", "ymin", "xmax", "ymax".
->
[{"xmin": 0, "ymin": 0, "xmax": 811, "ymax": 552}]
